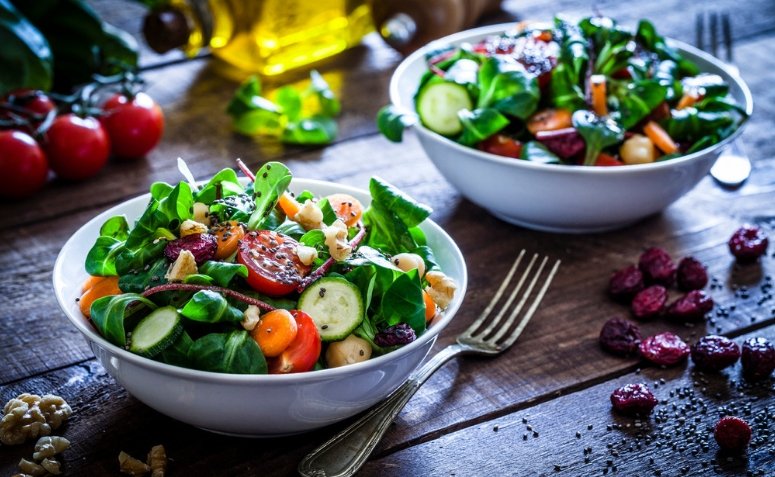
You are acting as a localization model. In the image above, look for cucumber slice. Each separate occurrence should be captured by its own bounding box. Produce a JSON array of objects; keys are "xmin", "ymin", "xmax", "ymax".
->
[
  {"xmin": 416, "ymin": 81, "xmax": 473, "ymax": 136},
  {"xmin": 129, "ymin": 306, "xmax": 183, "ymax": 358},
  {"xmin": 298, "ymin": 277, "xmax": 364, "ymax": 342}
]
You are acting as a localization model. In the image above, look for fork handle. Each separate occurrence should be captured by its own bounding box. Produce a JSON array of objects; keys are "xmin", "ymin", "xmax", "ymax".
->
[{"xmin": 298, "ymin": 343, "xmax": 465, "ymax": 477}]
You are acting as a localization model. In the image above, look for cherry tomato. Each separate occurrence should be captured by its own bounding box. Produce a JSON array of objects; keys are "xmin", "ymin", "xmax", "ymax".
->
[
  {"xmin": 2, "ymin": 89, "xmax": 56, "ymax": 117},
  {"xmin": 268, "ymin": 310, "xmax": 321, "ymax": 374},
  {"xmin": 477, "ymin": 134, "xmax": 522, "ymax": 158},
  {"xmin": 237, "ymin": 230, "xmax": 311, "ymax": 297},
  {"xmin": 0, "ymin": 130, "xmax": 49, "ymax": 199},
  {"xmin": 100, "ymin": 92, "xmax": 164, "ymax": 158},
  {"xmin": 595, "ymin": 153, "xmax": 625, "ymax": 167},
  {"xmin": 45, "ymin": 114, "xmax": 110, "ymax": 181}
]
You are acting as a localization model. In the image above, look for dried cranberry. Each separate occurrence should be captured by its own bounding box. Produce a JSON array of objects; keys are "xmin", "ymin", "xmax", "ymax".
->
[
  {"xmin": 535, "ymin": 128, "xmax": 585, "ymax": 160},
  {"xmin": 639, "ymin": 332, "xmax": 690, "ymax": 366},
  {"xmin": 599, "ymin": 317, "xmax": 642, "ymax": 357},
  {"xmin": 666, "ymin": 290, "xmax": 714, "ymax": 322},
  {"xmin": 741, "ymin": 337, "xmax": 775, "ymax": 380},
  {"xmin": 374, "ymin": 323, "xmax": 416, "ymax": 347},
  {"xmin": 608, "ymin": 265, "xmax": 644, "ymax": 303},
  {"xmin": 164, "ymin": 233, "xmax": 218, "ymax": 265},
  {"xmin": 610, "ymin": 383, "xmax": 658, "ymax": 416},
  {"xmin": 676, "ymin": 256, "xmax": 708, "ymax": 290},
  {"xmin": 638, "ymin": 247, "xmax": 676, "ymax": 286},
  {"xmin": 691, "ymin": 335, "xmax": 741, "ymax": 371},
  {"xmin": 714, "ymin": 416, "xmax": 751, "ymax": 452},
  {"xmin": 630, "ymin": 285, "xmax": 667, "ymax": 320},
  {"xmin": 728, "ymin": 225, "xmax": 769, "ymax": 263}
]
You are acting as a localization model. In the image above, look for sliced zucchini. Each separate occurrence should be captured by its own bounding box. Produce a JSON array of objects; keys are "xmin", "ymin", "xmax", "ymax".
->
[
  {"xmin": 416, "ymin": 81, "xmax": 473, "ymax": 136},
  {"xmin": 129, "ymin": 306, "xmax": 183, "ymax": 358},
  {"xmin": 298, "ymin": 277, "xmax": 364, "ymax": 342}
]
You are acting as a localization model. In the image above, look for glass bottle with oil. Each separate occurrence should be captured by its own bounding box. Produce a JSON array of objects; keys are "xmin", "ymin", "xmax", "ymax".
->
[{"xmin": 143, "ymin": 0, "xmax": 373, "ymax": 77}]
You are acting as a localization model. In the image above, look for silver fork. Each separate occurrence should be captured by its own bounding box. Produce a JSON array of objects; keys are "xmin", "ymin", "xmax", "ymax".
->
[
  {"xmin": 298, "ymin": 250, "xmax": 561, "ymax": 477},
  {"xmin": 696, "ymin": 11, "xmax": 752, "ymax": 188}
]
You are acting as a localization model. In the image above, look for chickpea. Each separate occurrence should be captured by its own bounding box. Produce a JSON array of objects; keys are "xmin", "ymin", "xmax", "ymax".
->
[
  {"xmin": 325, "ymin": 334, "xmax": 372, "ymax": 368},
  {"xmin": 192, "ymin": 202, "xmax": 210, "ymax": 225},
  {"xmin": 391, "ymin": 253, "xmax": 426, "ymax": 278},
  {"xmin": 619, "ymin": 134, "xmax": 656, "ymax": 165}
]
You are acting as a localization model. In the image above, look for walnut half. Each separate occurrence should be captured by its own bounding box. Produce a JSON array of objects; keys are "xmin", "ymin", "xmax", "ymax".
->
[
  {"xmin": 119, "ymin": 451, "xmax": 151, "ymax": 476},
  {"xmin": 1, "ymin": 394, "xmax": 72, "ymax": 445}
]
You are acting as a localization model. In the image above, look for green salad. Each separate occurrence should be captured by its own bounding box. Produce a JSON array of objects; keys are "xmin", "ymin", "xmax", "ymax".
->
[
  {"xmin": 80, "ymin": 161, "xmax": 457, "ymax": 374},
  {"xmin": 378, "ymin": 16, "xmax": 748, "ymax": 166}
]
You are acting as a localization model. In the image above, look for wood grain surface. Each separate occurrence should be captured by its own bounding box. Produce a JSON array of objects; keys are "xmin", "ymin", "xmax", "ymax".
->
[{"xmin": 1, "ymin": 0, "xmax": 774, "ymax": 476}]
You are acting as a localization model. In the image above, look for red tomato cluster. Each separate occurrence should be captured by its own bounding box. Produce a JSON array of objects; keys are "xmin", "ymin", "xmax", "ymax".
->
[{"xmin": 0, "ymin": 89, "xmax": 164, "ymax": 199}]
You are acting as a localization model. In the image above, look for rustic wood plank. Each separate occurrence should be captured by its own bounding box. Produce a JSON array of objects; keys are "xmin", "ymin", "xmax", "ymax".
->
[{"xmin": 362, "ymin": 326, "xmax": 775, "ymax": 477}]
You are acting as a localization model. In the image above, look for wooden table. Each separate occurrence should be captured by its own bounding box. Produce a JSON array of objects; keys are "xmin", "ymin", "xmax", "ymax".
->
[{"xmin": 2, "ymin": 1, "xmax": 775, "ymax": 475}]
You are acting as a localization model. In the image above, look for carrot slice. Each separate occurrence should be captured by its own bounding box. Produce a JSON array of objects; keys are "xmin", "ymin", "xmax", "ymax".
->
[
  {"xmin": 526, "ymin": 108, "xmax": 572, "ymax": 135},
  {"xmin": 423, "ymin": 290, "xmax": 437, "ymax": 322},
  {"xmin": 643, "ymin": 121, "xmax": 678, "ymax": 154},
  {"xmin": 79, "ymin": 276, "xmax": 121, "ymax": 317},
  {"xmin": 676, "ymin": 93, "xmax": 698, "ymax": 110},
  {"xmin": 590, "ymin": 74, "xmax": 608, "ymax": 116},
  {"xmin": 212, "ymin": 221, "xmax": 245, "ymax": 260},
  {"xmin": 81, "ymin": 275, "xmax": 103, "ymax": 293},
  {"xmin": 326, "ymin": 193, "xmax": 364, "ymax": 227},
  {"xmin": 278, "ymin": 192, "xmax": 302, "ymax": 219},
  {"xmin": 251, "ymin": 309, "xmax": 298, "ymax": 357}
]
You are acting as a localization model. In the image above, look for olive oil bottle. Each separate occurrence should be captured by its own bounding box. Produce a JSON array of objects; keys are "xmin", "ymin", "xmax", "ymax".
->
[{"xmin": 144, "ymin": 0, "xmax": 373, "ymax": 77}]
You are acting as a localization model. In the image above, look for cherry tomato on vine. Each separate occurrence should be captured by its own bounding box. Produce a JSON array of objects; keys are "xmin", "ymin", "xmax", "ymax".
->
[
  {"xmin": 237, "ymin": 230, "xmax": 311, "ymax": 297},
  {"xmin": 45, "ymin": 114, "xmax": 110, "ymax": 181},
  {"xmin": 2, "ymin": 89, "xmax": 56, "ymax": 117},
  {"xmin": 100, "ymin": 92, "xmax": 164, "ymax": 158},
  {"xmin": 267, "ymin": 310, "xmax": 322, "ymax": 374},
  {"xmin": 0, "ymin": 130, "xmax": 49, "ymax": 199}
]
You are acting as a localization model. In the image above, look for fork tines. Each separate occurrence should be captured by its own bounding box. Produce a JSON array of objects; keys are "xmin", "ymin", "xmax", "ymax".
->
[
  {"xmin": 696, "ymin": 11, "xmax": 733, "ymax": 63},
  {"xmin": 462, "ymin": 250, "xmax": 560, "ymax": 349}
]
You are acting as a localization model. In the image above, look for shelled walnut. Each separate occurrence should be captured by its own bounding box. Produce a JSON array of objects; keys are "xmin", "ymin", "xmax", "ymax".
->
[
  {"xmin": 33, "ymin": 435, "xmax": 70, "ymax": 461},
  {"xmin": 119, "ymin": 451, "xmax": 151, "ymax": 475},
  {"xmin": 147, "ymin": 445, "xmax": 167, "ymax": 477},
  {"xmin": 119, "ymin": 445, "xmax": 167, "ymax": 476},
  {"xmin": 1, "ymin": 394, "xmax": 72, "ymax": 445}
]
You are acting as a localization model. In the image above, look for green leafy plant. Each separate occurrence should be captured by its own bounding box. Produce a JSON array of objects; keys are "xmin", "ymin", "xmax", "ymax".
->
[
  {"xmin": 0, "ymin": 0, "xmax": 138, "ymax": 94},
  {"xmin": 227, "ymin": 71, "xmax": 341, "ymax": 145},
  {"xmin": 572, "ymin": 110, "xmax": 624, "ymax": 166}
]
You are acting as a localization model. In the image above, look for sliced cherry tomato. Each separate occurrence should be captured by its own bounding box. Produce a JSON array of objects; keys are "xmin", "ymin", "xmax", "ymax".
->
[
  {"xmin": 595, "ymin": 153, "xmax": 625, "ymax": 167},
  {"xmin": 268, "ymin": 310, "xmax": 321, "ymax": 374},
  {"xmin": 477, "ymin": 134, "xmax": 522, "ymax": 158},
  {"xmin": 237, "ymin": 230, "xmax": 311, "ymax": 296},
  {"xmin": 101, "ymin": 92, "xmax": 164, "ymax": 158},
  {"xmin": 45, "ymin": 114, "xmax": 110, "ymax": 181},
  {"xmin": 0, "ymin": 130, "xmax": 49, "ymax": 199}
]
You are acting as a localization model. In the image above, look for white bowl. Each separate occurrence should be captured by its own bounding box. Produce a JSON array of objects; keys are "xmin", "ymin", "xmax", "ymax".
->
[
  {"xmin": 390, "ymin": 24, "xmax": 754, "ymax": 233},
  {"xmin": 53, "ymin": 178, "xmax": 467, "ymax": 436}
]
